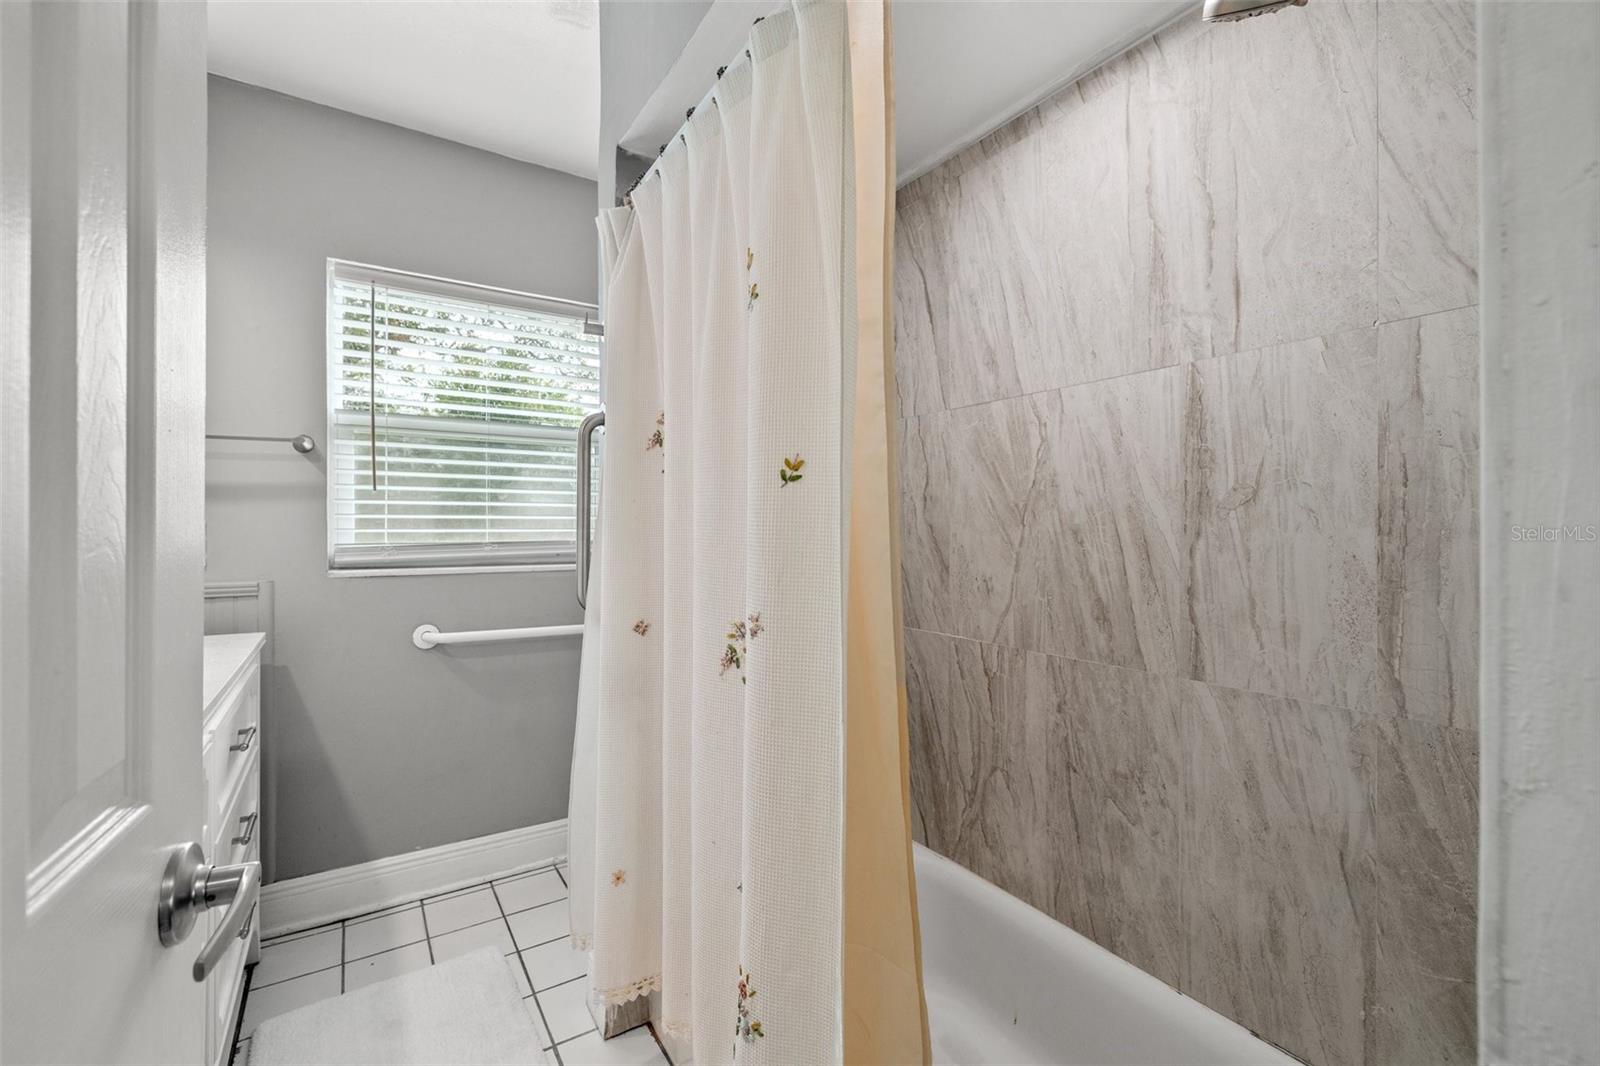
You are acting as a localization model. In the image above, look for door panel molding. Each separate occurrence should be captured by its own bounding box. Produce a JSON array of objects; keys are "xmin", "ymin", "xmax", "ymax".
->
[{"xmin": 1, "ymin": 3, "xmax": 209, "ymax": 1062}]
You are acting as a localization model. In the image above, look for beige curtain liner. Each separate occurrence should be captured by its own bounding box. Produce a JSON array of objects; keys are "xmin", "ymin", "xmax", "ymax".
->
[{"xmin": 842, "ymin": 2, "xmax": 931, "ymax": 1062}]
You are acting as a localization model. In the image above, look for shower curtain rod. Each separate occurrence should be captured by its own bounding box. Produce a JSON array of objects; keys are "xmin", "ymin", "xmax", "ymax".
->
[{"xmin": 623, "ymin": 18, "xmax": 769, "ymax": 206}]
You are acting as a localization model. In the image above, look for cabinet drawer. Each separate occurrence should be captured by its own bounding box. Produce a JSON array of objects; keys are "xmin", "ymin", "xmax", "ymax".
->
[
  {"xmin": 201, "ymin": 634, "xmax": 265, "ymax": 1066},
  {"xmin": 213, "ymin": 756, "xmax": 260, "ymax": 867},
  {"xmin": 203, "ymin": 662, "xmax": 259, "ymax": 823},
  {"xmin": 205, "ymin": 757, "xmax": 258, "ymax": 1066}
]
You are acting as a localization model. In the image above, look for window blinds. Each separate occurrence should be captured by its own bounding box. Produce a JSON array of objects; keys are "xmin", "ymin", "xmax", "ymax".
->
[{"xmin": 326, "ymin": 260, "xmax": 600, "ymax": 571}]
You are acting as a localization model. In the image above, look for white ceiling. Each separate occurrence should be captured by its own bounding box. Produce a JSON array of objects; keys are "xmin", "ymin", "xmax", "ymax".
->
[
  {"xmin": 207, "ymin": 0, "xmax": 1192, "ymax": 189},
  {"xmin": 619, "ymin": 0, "xmax": 1193, "ymax": 185},
  {"xmin": 893, "ymin": 0, "xmax": 1192, "ymax": 183},
  {"xmin": 207, "ymin": 0, "xmax": 600, "ymax": 180}
]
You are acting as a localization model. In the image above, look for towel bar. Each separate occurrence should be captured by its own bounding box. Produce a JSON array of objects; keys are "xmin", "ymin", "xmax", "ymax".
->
[{"xmin": 206, "ymin": 432, "xmax": 316, "ymax": 453}]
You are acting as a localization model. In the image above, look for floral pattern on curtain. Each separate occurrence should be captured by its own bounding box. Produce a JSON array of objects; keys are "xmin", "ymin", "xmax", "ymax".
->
[{"xmin": 569, "ymin": 3, "xmax": 926, "ymax": 1063}]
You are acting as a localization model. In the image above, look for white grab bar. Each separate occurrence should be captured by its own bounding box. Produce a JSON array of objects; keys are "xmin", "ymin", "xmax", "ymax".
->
[
  {"xmin": 412, "ymin": 623, "xmax": 584, "ymax": 649},
  {"xmin": 576, "ymin": 409, "xmax": 604, "ymax": 609}
]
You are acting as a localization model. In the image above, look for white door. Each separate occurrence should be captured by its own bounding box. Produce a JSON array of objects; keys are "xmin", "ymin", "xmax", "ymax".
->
[{"xmin": 1, "ymin": 1, "xmax": 210, "ymax": 1062}]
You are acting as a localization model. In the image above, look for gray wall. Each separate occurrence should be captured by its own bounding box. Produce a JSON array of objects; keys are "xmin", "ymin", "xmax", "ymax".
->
[
  {"xmin": 1478, "ymin": 3, "xmax": 1600, "ymax": 1063},
  {"xmin": 206, "ymin": 76, "xmax": 598, "ymax": 880},
  {"xmin": 897, "ymin": 4, "xmax": 1478, "ymax": 1065},
  {"xmin": 596, "ymin": 0, "xmax": 711, "ymax": 209}
]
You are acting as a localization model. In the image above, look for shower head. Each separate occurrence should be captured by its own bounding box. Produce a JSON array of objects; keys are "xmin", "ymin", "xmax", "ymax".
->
[{"xmin": 1202, "ymin": 0, "xmax": 1308, "ymax": 22}]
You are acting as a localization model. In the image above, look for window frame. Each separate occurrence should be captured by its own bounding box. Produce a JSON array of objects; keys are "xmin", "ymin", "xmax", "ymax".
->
[{"xmin": 323, "ymin": 258, "xmax": 600, "ymax": 578}]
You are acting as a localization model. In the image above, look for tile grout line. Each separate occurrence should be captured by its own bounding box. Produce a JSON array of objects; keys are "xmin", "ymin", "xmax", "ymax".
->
[
  {"xmin": 429, "ymin": 912, "xmax": 503, "ymax": 942},
  {"xmin": 345, "ymin": 933, "xmax": 429, "ymax": 965},
  {"xmin": 647, "ymin": 1020, "xmax": 676, "ymax": 1066},
  {"xmin": 553, "ymin": 1028, "xmax": 601, "ymax": 1051},
  {"xmin": 912, "ymin": 302, "xmax": 1481, "ymax": 426},
  {"xmin": 419, "ymin": 899, "xmax": 436, "ymax": 965},
  {"xmin": 330, "ymin": 886, "xmax": 564, "ymax": 964},
  {"xmin": 491, "ymin": 879, "xmax": 563, "ymax": 1066},
  {"xmin": 534, "ymin": 972, "xmax": 587, "ymax": 996},
  {"xmin": 231, "ymin": 970, "xmax": 256, "ymax": 1064},
  {"xmin": 249, "ymin": 959, "xmax": 343, "ymax": 993},
  {"xmin": 901, "ymin": 624, "xmax": 1419, "ymax": 723},
  {"xmin": 259, "ymin": 923, "xmax": 334, "ymax": 948},
  {"xmin": 342, "ymin": 897, "xmax": 557, "ymax": 959},
  {"xmin": 505, "ymin": 895, "xmax": 568, "ymax": 917}
]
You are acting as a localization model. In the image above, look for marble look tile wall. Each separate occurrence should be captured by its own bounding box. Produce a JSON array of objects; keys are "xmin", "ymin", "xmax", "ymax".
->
[
  {"xmin": 1185, "ymin": 329, "xmax": 1380, "ymax": 713},
  {"xmin": 1206, "ymin": 0, "xmax": 1378, "ymax": 354},
  {"xmin": 1184, "ymin": 681, "xmax": 1371, "ymax": 1066},
  {"xmin": 1376, "ymin": 306, "xmax": 1480, "ymax": 731},
  {"xmin": 1377, "ymin": 0, "xmax": 1479, "ymax": 321},
  {"xmin": 896, "ymin": 3, "xmax": 1478, "ymax": 1064}
]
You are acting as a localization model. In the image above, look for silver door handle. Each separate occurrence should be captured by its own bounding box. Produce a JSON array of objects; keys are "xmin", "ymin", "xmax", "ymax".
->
[
  {"xmin": 156, "ymin": 842, "xmax": 262, "ymax": 981},
  {"xmin": 230, "ymin": 725, "xmax": 257, "ymax": 752},
  {"xmin": 576, "ymin": 408, "xmax": 604, "ymax": 608}
]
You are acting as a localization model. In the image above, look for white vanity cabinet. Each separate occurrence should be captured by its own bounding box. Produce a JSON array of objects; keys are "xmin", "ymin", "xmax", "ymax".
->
[{"xmin": 202, "ymin": 633, "xmax": 265, "ymax": 1066}]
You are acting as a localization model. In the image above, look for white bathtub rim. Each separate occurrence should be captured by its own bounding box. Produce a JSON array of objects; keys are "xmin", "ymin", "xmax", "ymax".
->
[{"xmin": 912, "ymin": 842, "xmax": 1303, "ymax": 1066}]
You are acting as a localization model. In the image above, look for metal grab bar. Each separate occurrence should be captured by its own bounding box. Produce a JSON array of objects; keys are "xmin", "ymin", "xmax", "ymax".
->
[
  {"xmin": 576, "ymin": 409, "xmax": 605, "ymax": 608},
  {"xmin": 412, "ymin": 623, "xmax": 584, "ymax": 649}
]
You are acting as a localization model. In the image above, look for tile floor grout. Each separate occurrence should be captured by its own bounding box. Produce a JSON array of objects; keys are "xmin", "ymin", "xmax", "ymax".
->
[
  {"xmin": 490, "ymin": 876, "xmax": 569, "ymax": 1066},
  {"xmin": 648, "ymin": 1022, "xmax": 676, "ymax": 1066},
  {"xmin": 534, "ymin": 973, "xmax": 587, "ymax": 995},
  {"xmin": 418, "ymin": 895, "xmax": 436, "ymax": 965},
  {"xmin": 251, "ymin": 925, "xmax": 580, "ymax": 994},
  {"xmin": 234, "ymin": 861, "xmax": 628, "ymax": 1066}
]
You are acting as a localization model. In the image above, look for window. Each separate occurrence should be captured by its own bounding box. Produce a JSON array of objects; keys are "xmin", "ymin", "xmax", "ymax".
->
[{"xmin": 326, "ymin": 260, "xmax": 600, "ymax": 573}]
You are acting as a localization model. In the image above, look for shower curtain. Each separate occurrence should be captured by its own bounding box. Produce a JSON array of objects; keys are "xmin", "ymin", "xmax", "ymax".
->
[{"xmin": 567, "ymin": 2, "xmax": 927, "ymax": 1063}]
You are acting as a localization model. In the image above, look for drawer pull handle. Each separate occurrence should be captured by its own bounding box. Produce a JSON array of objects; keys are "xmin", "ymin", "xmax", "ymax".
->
[
  {"xmin": 233, "ymin": 811, "xmax": 259, "ymax": 847},
  {"xmin": 230, "ymin": 725, "xmax": 257, "ymax": 752},
  {"xmin": 238, "ymin": 903, "xmax": 255, "ymax": 942}
]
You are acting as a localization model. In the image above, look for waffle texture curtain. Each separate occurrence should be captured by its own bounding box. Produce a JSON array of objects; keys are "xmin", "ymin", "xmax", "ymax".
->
[{"xmin": 566, "ymin": 2, "xmax": 926, "ymax": 1062}]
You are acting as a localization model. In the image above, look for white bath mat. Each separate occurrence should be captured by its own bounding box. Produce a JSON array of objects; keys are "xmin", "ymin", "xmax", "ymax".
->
[{"xmin": 247, "ymin": 947, "xmax": 549, "ymax": 1066}]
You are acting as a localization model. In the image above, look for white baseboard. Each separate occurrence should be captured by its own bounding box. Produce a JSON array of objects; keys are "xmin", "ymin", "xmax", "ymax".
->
[{"xmin": 260, "ymin": 819, "xmax": 568, "ymax": 939}]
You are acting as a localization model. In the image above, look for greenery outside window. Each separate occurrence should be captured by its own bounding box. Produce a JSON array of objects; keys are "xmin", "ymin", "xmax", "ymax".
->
[{"xmin": 326, "ymin": 259, "xmax": 600, "ymax": 573}]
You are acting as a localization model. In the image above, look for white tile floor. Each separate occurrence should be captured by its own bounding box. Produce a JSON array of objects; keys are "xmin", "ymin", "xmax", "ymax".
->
[{"xmin": 231, "ymin": 861, "xmax": 670, "ymax": 1066}]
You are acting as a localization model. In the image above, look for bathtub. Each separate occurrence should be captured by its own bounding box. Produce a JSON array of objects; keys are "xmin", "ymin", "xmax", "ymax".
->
[{"xmin": 914, "ymin": 844, "xmax": 1300, "ymax": 1066}]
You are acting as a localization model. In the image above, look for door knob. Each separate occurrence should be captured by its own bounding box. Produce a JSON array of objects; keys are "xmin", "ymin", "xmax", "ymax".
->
[{"xmin": 157, "ymin": 842, "xmax": 262, "ymax": 981}]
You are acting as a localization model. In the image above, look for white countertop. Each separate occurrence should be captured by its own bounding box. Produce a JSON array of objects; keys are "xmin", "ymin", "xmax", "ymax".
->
[{"xmin": 203, "ymin": 632, "xmax": 266, "ymax": 712}]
